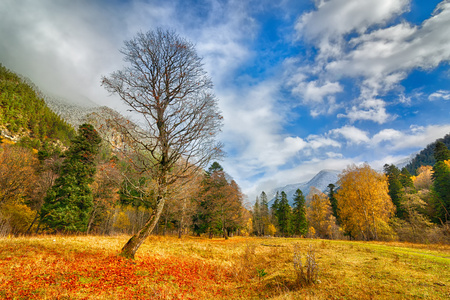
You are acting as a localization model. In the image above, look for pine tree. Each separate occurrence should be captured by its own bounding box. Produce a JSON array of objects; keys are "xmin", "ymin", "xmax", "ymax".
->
[
  {"xmin": 252, "ymin": 196, "xmax": 262, "ymax": 236},
  {"xmin": 276, "ymin": 191, "xmax": 292, "ymax": 236},
  {"xmin": 434, "ymin": 141, "xmax": 450, "ymax": 162},
  {"xmin": 432, "ymin": 142, "xmax": 450, "ymax": 223},
  {"xmin": 39, "ymin": 124, "xmax": 101, "ymax": 232},
  {"xmin": 400, "ymin": 167, "xmax": 415, "ymax": 192},
  {"xmin": 384, "ymin": 164, "xmax": 405, "ymax": 218},
  {"xmin": 292, "ymin": 189, "xmax": 308, "ymax": 236},
  {"xmin": 327, "ymin": 184, "xmax": 339, "ymax": 224},
  {"xmin": 270, "ymin": 191, "xmax": 280, "ymax": 228},
  {"xmin": 260, "ymin": 191, "xmax": 269, "ymax": 235}
]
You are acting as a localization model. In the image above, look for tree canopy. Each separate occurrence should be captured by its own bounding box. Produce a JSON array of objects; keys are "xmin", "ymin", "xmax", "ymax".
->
[
  {"xmin": 336, "ymin": 164, "xmax": 395, "ymax": 240},
  {"xmin": 102, "ymin": 28, "xmax": 223, "ymax": 258}
]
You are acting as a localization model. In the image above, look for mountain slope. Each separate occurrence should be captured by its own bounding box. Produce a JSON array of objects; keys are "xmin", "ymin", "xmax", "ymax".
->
[
  {"xmin": 405, "ymin": 133, "xmax": 450, "ymax": 174},
  {"xmin": 268, "ymin": 169, "xmax": 340, "ymax": 206},
  {"xmin": 0, "ymin": 64, "xmax": 75, "ymax": 145}
]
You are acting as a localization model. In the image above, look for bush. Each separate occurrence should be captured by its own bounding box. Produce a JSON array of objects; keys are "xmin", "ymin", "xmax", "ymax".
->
[
  {"xmin": 0, "ymin": 203, "xmax": 35, "ymax": 235},
  {"xmin": 293, "ymin": 243, "xmax": 318, "ymax": 287}
]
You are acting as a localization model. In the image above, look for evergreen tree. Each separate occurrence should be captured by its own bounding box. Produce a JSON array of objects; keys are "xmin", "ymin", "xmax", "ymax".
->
[
  {"xmin": 270, "ymin": 191, "xmax": 280, "ymax": 228},
  {"xmin": 193, "ymin": 162, "xmax": 244, "ymax": 239},
  {"xmin": 432, "ymin": 142, "xmax": 450, "ymax": 223},
  {"xmin": 327, "ymin": 184, "xmax": 339, "ymax": 224},
  {"xmin": 207, "ymin": 161, "xmax": 223, "ymax": 175},
  {"xmin": 252, "ymin": 196, "xmax": 262, "ymax": 236},
  {"xmin": 260, "ymin": 191, "xmax": 269, "ymax": 235},
  {"xmin": 400, "ymin": 167, "xmax": 415, "ymax": 192},
  {"xmin": 276, "ymin": 191, "xmax": 292, "ymax": 236},
  {"xmin": 434, "ymin": 141, "xmax": 450, "ymax": 162},
  {"xmin": 292, "ymin": 189, "xmax": 308, "ymax": 236},
  {"xmin": 384, "ymin": 164, "xmax": 405, "ymax": 218},
  {"xmin": 40, "ymin": 124, "xmax": 101, "ymax": 232}
]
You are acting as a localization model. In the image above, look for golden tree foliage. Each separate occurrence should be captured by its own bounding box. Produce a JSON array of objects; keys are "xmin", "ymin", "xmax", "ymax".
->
[
  {"xmin": 0, "ymin": 145, "xmax": 39, "ymax": 235},
  {"xmin": 412, "ymin": 165, "xmax": 433, "ymax": 191},
  {"xmin": 0, "ymin": 145, "xmax": 37, "ymax": 205},
  {"xmin": 306, "ymin": 187, "xmax": 337, "ymax": 239},
  {"xmin": 336, "ymin": 164, "xmax": 395, "ymax": 241}
]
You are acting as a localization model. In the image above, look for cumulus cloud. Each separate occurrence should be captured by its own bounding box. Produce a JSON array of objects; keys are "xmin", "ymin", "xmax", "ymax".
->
[
  {"xmin": 338, "ymin": 99, "xmax": 392, "ymax": 124},
  {"xmin": 330, "ymin": 126, "xmax": 370, "ymax": 144},
  {"xmin": 296, "ymin": 0, "xmax": 409, "ymax": 42},
  {"xmin": 371, "ymin": 124, "xmax": 450, "ymax": 150},
  {"xmin": 290, "ymin": 0, "xmax": 450, "ymax": 123}
]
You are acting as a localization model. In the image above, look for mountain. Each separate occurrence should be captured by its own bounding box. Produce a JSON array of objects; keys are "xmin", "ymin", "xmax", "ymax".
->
[
  {"xmin": 0, "ymin": 64, "xmax": 139, "ymax": 152},
  {"xmin": 268, "ymin": 169, "xmax": 340, "ymax": 206},
  {"xmin": 0, "ymin": 64, "xmax": 75, "ymax": 146},
  {"xmin": 405, "ymin": 133, "xmax": 450, "ymax": 174}
]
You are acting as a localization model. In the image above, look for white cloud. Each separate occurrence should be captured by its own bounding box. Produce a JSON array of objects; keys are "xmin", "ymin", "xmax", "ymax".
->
[
  {"xmin": 293, "ymin": 80, "xmax": 342, "ymax": 103},
  {"xmin": 330, "ymin": 126, "xmax": 370, "ymax": 144},
  {"xmin": 307, "ymin": 135, "xmax": 341, "ymax": 149},
  {"xmin": 429, "ymin": 90, "xmax": 450, "ymax": 101},
  {"xmin": 338, "ymin": 99, "xmax": 392, "ymax": 124},
  {"xmin": 291, "ymin": 0, "xmax": 450, "ymax": 122},
  {"xmin": 371, "ymin": 124, "xmax": 450, "ymax": 150},
  {"xmin": 0, "ymin": 0, "xmax": 176, "ymax": 107},
  {"xmin": 296, "ymin": 0, "xmax": 410, "ymax": 43},
  {"xmin": 372, "ymin": 129, "xmax": 404, "ymax": 144}
]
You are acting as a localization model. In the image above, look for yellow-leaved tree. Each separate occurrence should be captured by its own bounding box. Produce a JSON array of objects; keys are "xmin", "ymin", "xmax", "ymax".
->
[
  {"xmin": 336, "ymin": 164, "xmax": 395, "ymax": 241},
  {"xmin": 306, "ymin": 187, "xmax": 338, "ymax": 239}
]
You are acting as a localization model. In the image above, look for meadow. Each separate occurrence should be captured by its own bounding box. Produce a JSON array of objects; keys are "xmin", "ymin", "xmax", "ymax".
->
[{"xmin": 0, "ymin": 235, "xmax": 449, "ymax": 299}]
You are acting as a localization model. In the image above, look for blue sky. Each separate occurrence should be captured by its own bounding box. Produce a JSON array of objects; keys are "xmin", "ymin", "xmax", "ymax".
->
[{"xmin": 1, "ymin": 0, "xmax": 450, "ymax": 202}]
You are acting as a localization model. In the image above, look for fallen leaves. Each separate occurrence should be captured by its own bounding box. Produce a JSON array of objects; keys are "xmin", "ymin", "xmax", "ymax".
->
[{"xmin": 0, "ymin": 242, "xmax": 240, "ymax": 299}]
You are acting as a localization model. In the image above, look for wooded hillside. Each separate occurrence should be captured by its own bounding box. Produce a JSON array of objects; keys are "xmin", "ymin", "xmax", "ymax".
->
[{"xmin": 0, "ymin": 64, "xmax": 74, "ymax": 146}]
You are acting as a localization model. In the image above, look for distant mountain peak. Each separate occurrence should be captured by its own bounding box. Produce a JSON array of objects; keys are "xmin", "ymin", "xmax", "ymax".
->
[{"xmin": 267, "ymin": 169, "xmax": 340, "ymax": 206}]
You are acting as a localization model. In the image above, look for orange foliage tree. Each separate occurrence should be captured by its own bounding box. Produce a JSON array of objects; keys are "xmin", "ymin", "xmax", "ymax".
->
[
  {"xmin": 336, "ymin": 164, "xmax": 395, "ymax": 241},
  {"xmin": 0, "ymin": 144, "xmax": 39, "ymax": 234}
]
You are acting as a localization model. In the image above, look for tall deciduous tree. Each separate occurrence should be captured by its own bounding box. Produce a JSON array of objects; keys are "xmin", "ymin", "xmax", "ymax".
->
[
  {"xmin": 102, "ymin": 28, "xmax": 223, "ymax": 258},
  {"xmin": 40, "ymin": 124, "xmax": 102, "ymax": 233},
  {"xmin": 336, "ymin": 164, "xmax": 395, "ymax": 241},
  {"xmin": 306, "ymin": 187, "xmax": 335, "ymax": 239}
]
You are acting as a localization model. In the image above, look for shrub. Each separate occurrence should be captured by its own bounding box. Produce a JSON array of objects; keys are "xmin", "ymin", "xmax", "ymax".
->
[{"xmin": 293, "ymin": 243, "xmax": 318, "ymax": 287}]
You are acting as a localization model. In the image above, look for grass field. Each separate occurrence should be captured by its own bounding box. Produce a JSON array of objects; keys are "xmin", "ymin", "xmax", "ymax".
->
[{"xmin": 0, "ymin": 235, "xmax": 449, "ymax": 299}]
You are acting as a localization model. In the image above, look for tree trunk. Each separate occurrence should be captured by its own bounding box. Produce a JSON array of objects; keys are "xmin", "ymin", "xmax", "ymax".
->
[
  {"xmin": 120, "ymin": 197, "xmax": 165, "ymax": 259},
  {"xmin": 178, "ymin": 197, "xmax": 187, "ymax": 239},
  {"xmin": 26, "ymin": 212, "xmax": 40, "ymax": 235},
  {"xmin": 86, "ymin": 205, "xmax": 98, "ymax": 235}
]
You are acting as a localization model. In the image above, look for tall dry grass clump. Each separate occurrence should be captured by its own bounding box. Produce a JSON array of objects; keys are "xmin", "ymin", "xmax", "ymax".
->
[{"xmin": 293, "ymin": 243, "xmax": 318, "ymax": 287}]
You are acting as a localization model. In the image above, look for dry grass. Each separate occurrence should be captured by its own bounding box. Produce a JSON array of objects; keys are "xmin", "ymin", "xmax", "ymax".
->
[{"xmin": 0, "ymin": 235, "xmax": 449, "ymax": 299}]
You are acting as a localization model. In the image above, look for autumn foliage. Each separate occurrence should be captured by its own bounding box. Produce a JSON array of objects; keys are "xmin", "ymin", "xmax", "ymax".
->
[{"xmin": 336, "ymin": 164, "xmax": 395, "ymax": 240}]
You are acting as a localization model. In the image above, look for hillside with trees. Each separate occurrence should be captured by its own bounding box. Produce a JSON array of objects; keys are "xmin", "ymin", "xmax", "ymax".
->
[
  {"xmin": 0, "ymin": 64, "xmax": 75, "ymax": 147},
  {"xmin": 405, "ymin": 133, "xmax": 450, "ymax": 174}
]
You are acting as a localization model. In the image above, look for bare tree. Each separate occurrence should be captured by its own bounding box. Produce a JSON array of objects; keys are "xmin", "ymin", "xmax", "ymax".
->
[{"xmin": 102, "ymin": 28, "xmax": 223, "ymax": 258}]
